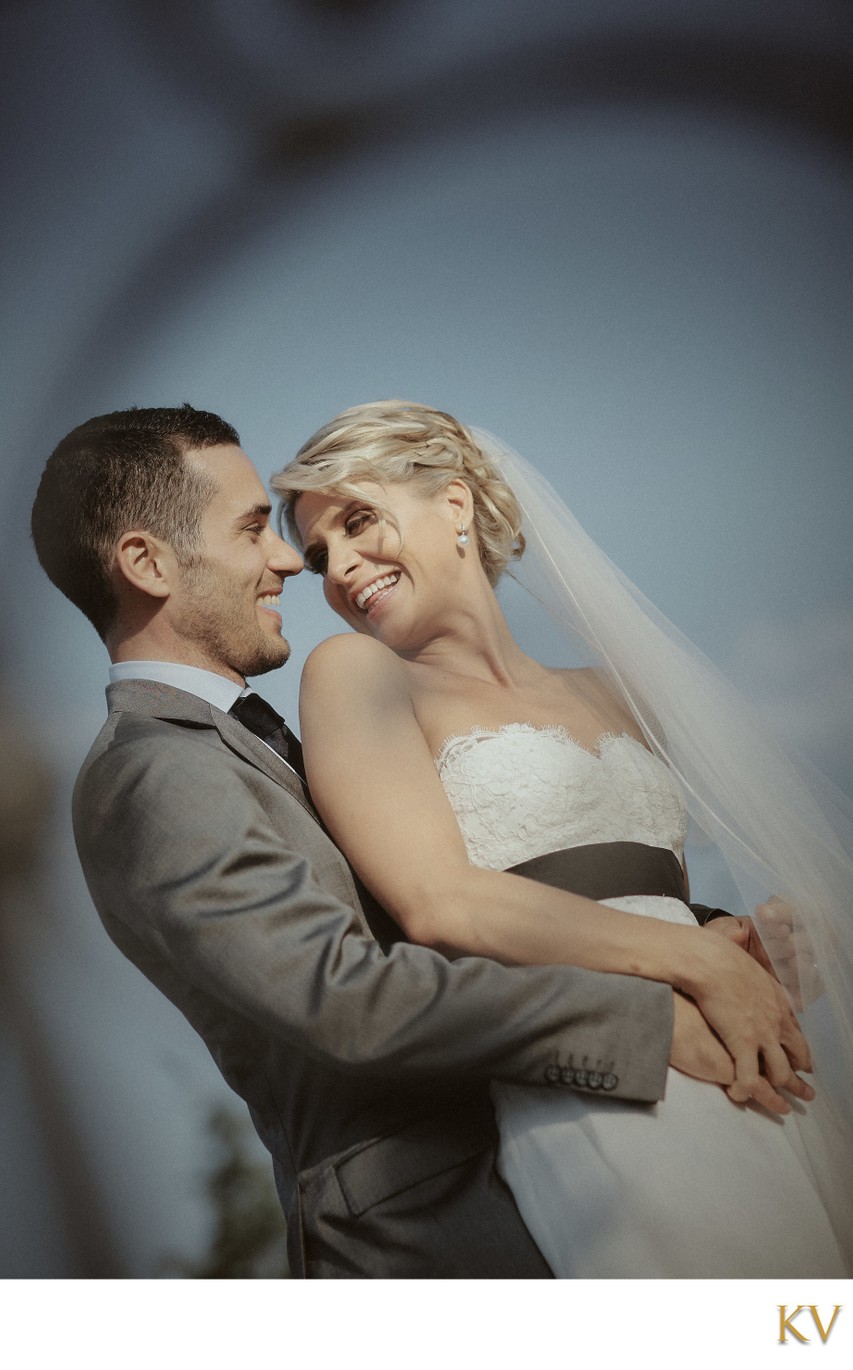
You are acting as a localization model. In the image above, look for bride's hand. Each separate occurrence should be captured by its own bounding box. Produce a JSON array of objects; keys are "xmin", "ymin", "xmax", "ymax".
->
[
  {"xmin": 703, "ymin": 914, "xmax": 778, "ymax": 979},
  {"xmin": 685, "ymin": 933, "xmax": 814, "ymax": 1115},
  {"xmin": 753, "ymin": 896, "xmax": 823, "ymax": 1011},
  {"xmin": 703, "ymin": 902, "xmax": 822, "ymax": 1013}
]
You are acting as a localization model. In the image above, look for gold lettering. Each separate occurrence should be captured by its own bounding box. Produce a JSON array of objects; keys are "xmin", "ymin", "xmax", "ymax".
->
[
  {"xmin": 809, "ymin": 1305, "xmax": 842, "ymax": 1344},
  {"xmin": 778, "ymin": 1306, "xmax": 809, "ymax": 1344}
]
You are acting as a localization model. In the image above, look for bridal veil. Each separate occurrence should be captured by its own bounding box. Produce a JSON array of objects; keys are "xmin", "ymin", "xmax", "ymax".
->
[{"xmin": 472, "ymin": 427, "xmax": 853, "ymax": 1262}]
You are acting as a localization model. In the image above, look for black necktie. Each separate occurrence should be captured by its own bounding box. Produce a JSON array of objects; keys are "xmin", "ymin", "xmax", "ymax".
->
[{"xmin": 229, "ymin": 691, "xmax": 305, "ymax": 781}]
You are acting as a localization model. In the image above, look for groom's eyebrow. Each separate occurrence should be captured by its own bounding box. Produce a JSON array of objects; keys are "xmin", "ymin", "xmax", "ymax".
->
[{"xmin": 234, "ymin": 502, "xmax": 272, "ymax": 524}]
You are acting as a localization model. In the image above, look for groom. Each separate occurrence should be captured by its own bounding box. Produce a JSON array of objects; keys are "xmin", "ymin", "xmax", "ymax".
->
[{"xmin": 30, "ymin": 403, "xmax": 781, "ymax": 1278}]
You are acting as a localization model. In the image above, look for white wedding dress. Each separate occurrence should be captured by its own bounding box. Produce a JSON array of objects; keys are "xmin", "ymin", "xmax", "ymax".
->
[{"xmin": 436, "ymin": 724, "xmax": 847, "ymax": 1278}]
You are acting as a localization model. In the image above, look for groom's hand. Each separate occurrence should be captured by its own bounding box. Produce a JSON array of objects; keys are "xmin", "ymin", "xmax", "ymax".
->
[
  {"xmin": 669, "ymin": 991, "xmax": 733, "ymax": 1086},
  {"xmin": 669, "ymin": 990, "xmax": 815, "ymax": 1115}
]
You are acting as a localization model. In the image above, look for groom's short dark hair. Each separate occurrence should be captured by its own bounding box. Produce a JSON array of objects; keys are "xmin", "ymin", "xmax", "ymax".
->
[{"xmin": 31, "ymin": 403, "xmax": 240, "ymax": 641}]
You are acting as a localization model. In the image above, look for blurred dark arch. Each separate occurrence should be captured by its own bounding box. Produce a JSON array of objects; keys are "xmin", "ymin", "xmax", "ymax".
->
[
  {"xmin": 19, "ymin": 2, "xmax": 853, "ymax": 485},
  {"xmin": 129, "ymin": 1, "xmax": 853, "ymax": 150}
]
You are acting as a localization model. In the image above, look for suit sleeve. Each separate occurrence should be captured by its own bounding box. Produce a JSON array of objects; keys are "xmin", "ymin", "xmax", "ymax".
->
[
  {"xmin": 73, "ymin": 722, "xmax": 673, "ymax": 1102},
  {"xmin": 689, "ymin": 904, "xmax": 734, "ymax": 926}
]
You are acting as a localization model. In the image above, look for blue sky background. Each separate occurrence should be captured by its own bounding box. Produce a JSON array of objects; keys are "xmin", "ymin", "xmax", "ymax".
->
[{"xmin": 1, "ymin": 0, "xmax": 850, "ymax": 1280}]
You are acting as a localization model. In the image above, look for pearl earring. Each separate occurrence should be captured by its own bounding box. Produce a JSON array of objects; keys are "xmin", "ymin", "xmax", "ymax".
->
[{"xmin": 456, "ymin": 523, "xmax": 470, "ymax": 547}]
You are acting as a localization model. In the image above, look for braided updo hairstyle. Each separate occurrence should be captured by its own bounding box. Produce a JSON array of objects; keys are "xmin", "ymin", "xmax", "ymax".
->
[{"xmin": 273, "ymin": 401, "xmax": 525, "ymax": 587}]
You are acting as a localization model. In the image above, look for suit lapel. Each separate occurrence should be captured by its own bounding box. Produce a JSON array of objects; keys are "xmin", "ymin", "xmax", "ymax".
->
[
  {"xmin": 215, "ymin": 713, "xmax": 313, "ymax": 811},
  {"xmin": 106, "ymin": 679, "xmax": 316, "ymax": 817}
]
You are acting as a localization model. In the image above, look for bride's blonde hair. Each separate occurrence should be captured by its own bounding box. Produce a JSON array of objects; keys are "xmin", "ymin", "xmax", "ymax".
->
[{"xmin": 273, "ymin": 400, "xmax": 525, "ymax": 587}]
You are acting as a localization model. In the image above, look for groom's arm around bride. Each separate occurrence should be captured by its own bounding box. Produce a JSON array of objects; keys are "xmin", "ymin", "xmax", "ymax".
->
[{"xmin": 32, "ymin": 403, "xmax": 747, "ymax": 1278}]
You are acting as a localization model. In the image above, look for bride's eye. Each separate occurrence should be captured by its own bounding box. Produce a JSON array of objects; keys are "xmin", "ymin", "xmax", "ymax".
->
[
  {"xmin": 304, "ymin": 548, "xmax": 328, "ymax": 576},
  {"xmin": 345, "ymin": 509, "xmax": 376, "ymax": 538}
]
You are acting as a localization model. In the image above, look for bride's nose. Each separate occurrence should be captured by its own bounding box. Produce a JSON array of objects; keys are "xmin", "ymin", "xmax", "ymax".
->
[{"xmin": 325, "ymin": 539, "xmax": 361, "ymax": 586}]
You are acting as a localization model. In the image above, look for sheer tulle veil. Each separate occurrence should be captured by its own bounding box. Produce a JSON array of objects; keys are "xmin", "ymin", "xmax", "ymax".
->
[{"xmin": 472, "ymin": 427, "xmax": 853, "ymax": 1258}]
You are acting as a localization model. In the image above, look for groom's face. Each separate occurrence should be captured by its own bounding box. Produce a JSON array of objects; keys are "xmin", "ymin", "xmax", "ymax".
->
[{"xmin": 169, "ymin": 444, "xmax": 303, "ymax": 682}]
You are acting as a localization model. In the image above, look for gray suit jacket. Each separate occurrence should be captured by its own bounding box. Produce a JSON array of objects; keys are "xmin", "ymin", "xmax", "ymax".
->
[{"xmin": 72, "ymin": 678, "xmax": 673, "ymax": 1278}]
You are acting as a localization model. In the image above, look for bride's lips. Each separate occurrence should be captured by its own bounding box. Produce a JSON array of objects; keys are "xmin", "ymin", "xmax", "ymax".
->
[{"xmin": 351, "ymin": 572, "xmax": 401, "ymax": 617}]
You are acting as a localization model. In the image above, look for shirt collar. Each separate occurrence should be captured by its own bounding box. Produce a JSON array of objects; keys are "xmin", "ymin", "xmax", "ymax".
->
[{"xmin": 108, "ymin": 661, "xmax": 247, "ymax": 714}]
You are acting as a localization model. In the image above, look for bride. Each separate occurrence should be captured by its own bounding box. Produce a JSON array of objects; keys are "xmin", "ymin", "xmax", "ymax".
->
[{"xmin": 272, "ymin": 400, "xmax": 851, "ymax": 1278}]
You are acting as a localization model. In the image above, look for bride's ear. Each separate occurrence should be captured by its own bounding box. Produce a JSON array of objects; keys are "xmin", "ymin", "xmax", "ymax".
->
[
  {"xmin": 441, "ymin": 478, "xmax": 475, "ymax": 527},
  {"xmin": 112, "ymin": 530, "xmax": 177, "ymax": 601}
]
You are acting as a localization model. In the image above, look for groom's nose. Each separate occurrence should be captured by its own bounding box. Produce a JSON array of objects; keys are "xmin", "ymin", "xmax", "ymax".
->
[{"xmin": 268, "ymin": 533, "xmax": 303, "ymax": 576}]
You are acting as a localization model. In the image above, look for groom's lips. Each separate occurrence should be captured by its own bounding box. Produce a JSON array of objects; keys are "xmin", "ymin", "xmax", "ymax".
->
[{"xmin": 257, "ymin": 587, "xmax": 283, "ymax": 623}]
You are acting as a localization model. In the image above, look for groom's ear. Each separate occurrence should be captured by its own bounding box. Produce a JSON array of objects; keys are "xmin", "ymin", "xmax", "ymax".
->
[
  {"xmin": 442, "ymin": 478, "xmax": 475, "ymax": 524},
  {"xmin": 112, "ymin": 530, "xmax": 178, "ymax": 602}
]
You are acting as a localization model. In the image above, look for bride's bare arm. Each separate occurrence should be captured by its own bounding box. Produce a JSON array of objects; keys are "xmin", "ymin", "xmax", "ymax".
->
[{"xmin": 300, "ymin": 634, "xmax": 812, "ymax": 1113}]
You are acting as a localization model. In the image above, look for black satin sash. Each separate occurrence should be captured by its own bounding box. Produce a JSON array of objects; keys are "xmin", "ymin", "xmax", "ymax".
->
[{"xmin": 507, "ymin": 841, "xmax": 687, "ymax": 903}]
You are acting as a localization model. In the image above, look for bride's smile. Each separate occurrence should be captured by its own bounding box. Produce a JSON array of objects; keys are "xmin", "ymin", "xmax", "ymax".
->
[
  {"xmin": 294, "ymin": 478, "xmax": 485, "ymax": 653},
  {"xmin": 353, "ymin": 571, "xmax": 400, "ymax": 613}
]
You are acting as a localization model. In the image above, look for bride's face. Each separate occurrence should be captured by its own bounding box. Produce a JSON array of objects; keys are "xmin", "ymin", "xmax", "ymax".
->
[{"xmin": 294, "ymin": 478, "xmax": 471, "ymax": 650}]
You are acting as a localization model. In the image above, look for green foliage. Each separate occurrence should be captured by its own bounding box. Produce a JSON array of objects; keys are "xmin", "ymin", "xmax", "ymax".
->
[{"xmin": 160, "ymin": 1104, "xmax": 289, "ymax": 1279}]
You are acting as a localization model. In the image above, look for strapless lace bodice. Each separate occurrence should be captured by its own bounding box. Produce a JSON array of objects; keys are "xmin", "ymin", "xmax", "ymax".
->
[{"xmin": 435, "ymin": 726, "xmax": 686, "ymax": 870}]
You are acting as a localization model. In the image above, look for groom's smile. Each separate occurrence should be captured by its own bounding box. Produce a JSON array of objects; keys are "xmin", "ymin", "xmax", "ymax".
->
[{"xmin": 169, "ymin": 444, "xmax": 303, "ymax": 682}]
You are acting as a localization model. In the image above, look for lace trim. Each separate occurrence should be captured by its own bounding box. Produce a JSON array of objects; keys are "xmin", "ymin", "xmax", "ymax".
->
[
  {"xmin": 434, "ymin": 725, "xmax": 686, "ymax": 870},
  {"xmin": 435, "ymin": 724, "xmax": 638, "ymax": 773}
]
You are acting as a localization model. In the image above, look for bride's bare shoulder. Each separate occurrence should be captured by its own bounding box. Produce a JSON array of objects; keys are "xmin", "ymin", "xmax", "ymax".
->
[{"xmin": 301, "ymin": 633, "xmax": 408, "ymax": 699}]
